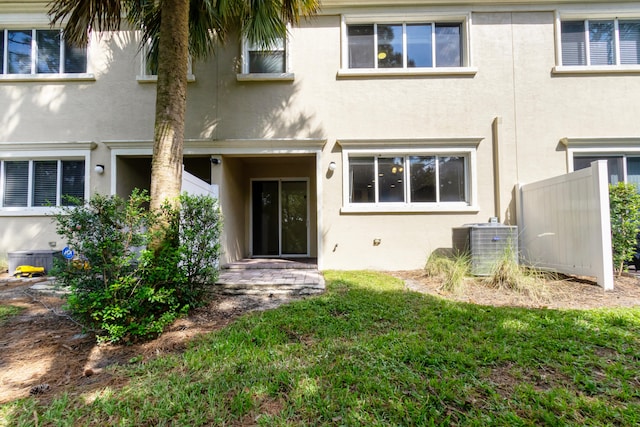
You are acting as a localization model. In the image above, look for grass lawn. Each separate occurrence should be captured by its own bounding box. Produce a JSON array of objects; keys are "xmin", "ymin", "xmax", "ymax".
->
[
  {"xmin": 2, "ymin": 271, "xmax": 640, "ymax": 426},
  {"xmin": 0, "ymin": 305, "xmax": 22, "ymax": 325}
]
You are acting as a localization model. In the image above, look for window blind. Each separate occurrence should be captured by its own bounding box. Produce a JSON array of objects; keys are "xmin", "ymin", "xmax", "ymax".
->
[
  {"xmin": 0, "ymin": 34, "xmax": 4, "ymax": 74},
  {"xmin": 620, "ymin": 21, "xmax": 640, "ymax": 65},
  {"xmin": 589, "ymin": 20, "xmax": 615, "ymax": 65},
  {"xmin": 435, "ymin": 24, "xmax": 462, "ymax": 67},
  {"xmin": 8, "ymin": 30, "xmax": 32, "ymax": 74},
  {"xmin": 64, "ymin": 42, "xmax": 87, "ymax": 73},
  {"xmin": 561, "ymin": 21, "xmax": 587, "ymax": 66},
  {"xmin": 3, "ymin": 161, "xmax": 28, "ymax": 207},
  {"xmin": 61, "ymin": 160, "xmax": 85, "ymax": 204},
  {"xmin": 33, "ymin": 160, "xmax": 57, "ymax": 206},
  {"xmin": 36, "ymin": 30, "xmax": 61, "ymax": 74}
]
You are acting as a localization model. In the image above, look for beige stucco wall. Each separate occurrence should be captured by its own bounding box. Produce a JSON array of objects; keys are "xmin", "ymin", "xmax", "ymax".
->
[
  {"xmin": 3, "ymin": 2, "xmax": 640, "ymax": 270},
  {"xmin": 316, "ymin": 8, "xmax": 640, "ymax": 270},
  {"xmin": 220, "ymin": 157, "xmax": 245, "ymax": 263}
]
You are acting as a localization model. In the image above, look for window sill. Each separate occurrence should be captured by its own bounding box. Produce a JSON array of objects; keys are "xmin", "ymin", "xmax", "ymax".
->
[
  {"xmin": 0, "ymin": 73, "xmax": 95, "ymax": 82},
  {"xmin": 0, "ymin": 207, "xmax": 65, "ymax": 216},
  {"xmin": 236, "ymin": 73, "xmax": 295, "ymax": 82},
  {"xmin": 337, "ymin": 67, "xmax": 477, "ymax": 78},
  {"xmin": 137, "ymin": 74, "xmax": 196, "ymax": 83},
  {"xmin": 552, "ymin": 65, "xmax": 640, "ymax": 75},
  {"xmin": 340, "ymin": 204, "xmax": 479, "ymax": 214}
]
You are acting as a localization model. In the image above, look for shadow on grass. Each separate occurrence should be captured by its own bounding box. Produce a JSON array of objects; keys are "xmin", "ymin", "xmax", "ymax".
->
[{"xmin": 2, "ymin": 271, "xmax": 640, "ymax": 426}]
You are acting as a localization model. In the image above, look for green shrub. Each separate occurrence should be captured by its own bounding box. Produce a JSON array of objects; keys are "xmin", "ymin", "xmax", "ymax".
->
[
  {"xmin": 609, "ymin": 182, "xmax": 640, "ymax": 275},
  {"xmin": 54, "ymin": 191, "xmax": 222, "ymax": 343},
  {"xmin": 143, "ymin": 193, "xmax": 223, "ymax": 306},
  {"xmin": 484, "ymin": 247, "xmax": 551, "ymax": 300},
  {"xmin": 425, "ymin": 251, "xmax": 469, "ymax": 293}
]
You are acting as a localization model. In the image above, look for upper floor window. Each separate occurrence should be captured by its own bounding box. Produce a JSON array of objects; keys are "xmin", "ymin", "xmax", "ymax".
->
[
  {"xmin": 339, "ymin": 14, "xmax": 475, "ymax": 77},
  {"xmin": 0, "ymin": 29, "xmax": 86, "ymax": 75},
  {"xmin": 1, "ymin": 159, "xmax": 85, "ymax": 208},
  {"xmin": 347, "ymin": 22, "xmax": 463, "ymax": 69},
  {"xmin": 244, "ymin": 37, "xmax": 287, "ymax": 73},
  {"xmin": 237, "ymin": 36, "xmax": 294, "ymax": 81},
  {"xmin": 560, "ymin": 19, "xmax": 640, "ymax": 66}
]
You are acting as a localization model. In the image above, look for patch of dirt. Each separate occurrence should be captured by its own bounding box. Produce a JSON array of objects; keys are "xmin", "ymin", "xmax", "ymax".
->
[
  {"xmin": 0, "ymin": 276, "xmax": 305, "ymax": 404},
  {"xmin": 1, "ymin": 270, "xmax": 639, "ymax": 405}
]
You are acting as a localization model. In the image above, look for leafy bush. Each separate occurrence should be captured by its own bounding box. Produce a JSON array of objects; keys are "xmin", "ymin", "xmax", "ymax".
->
[
  {"xmin": 54, "ymin": 191, "xmax": 222, "ymax": 343},
  {"xmin": 609, "ymin": 182, "xmax": 640, "ymax": 275},
  {"xmin": 144, "ymin": 193, "xmax": 223, "ymax": 306}
]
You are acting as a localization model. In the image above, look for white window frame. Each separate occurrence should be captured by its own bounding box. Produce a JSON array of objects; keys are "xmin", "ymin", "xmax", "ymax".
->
[
  {"xmin": 339, "ymin": 13, "xmax": 476, "ymax": 78},
  {"xmin": 338, "ymin": 138, "xmax": 480, "ymax": 213},
  {"xmin": 563, "ymin": 137, "xmax": 640, "ymax": 177},
  {"xmin": 0, "ymin": 16, "xmax": 94, "ymax": 82},
  {"xmin": 0, "ymin": 147, "xmax": 92, "ymax": 216},
  {"xmin": 237, "ymin": 34, "xmax": 294, "ymax": 81},
  {"xmin": 554, "ymin": 10, "xmax": 640, "ymax": 74},
  {"xmin": 572, "ymin": 154, "xmax": 640, "ymax": 186}
]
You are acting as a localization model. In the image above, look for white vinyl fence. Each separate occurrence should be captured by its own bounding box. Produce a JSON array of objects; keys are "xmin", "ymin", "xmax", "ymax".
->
[
  {"xmin": 181, "ymin": 167, "xmax": 219, "ymax": 199},
  {"xmin": 517, "ymin": 160, "xmax": 613, "ymax": 289}
]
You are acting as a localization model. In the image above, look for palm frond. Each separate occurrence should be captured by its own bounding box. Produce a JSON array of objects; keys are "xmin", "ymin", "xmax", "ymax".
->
[
  {"xmin": 50, "ymin": 0, "xmax": 321, "ymax": 61},
  {"xmin": 128, "ymin": 0, "xmax": 161, "ymax": 70},
  {"xmin": 188, "ymin": 0, "xmax": 224, "ymax": 60},
  {"xmin": 280, "ymin": 0, "xmax": 320, "ymax": 24},
  {"xmin": 242, "ymin": 0, "xmax": 320, "ymax": 48},
  {"xmin": 243, "ymin": 0, "xmax": 286, "ymax": 48},
  {"xmin": 128, "ymin": 0, "xmax": 221, "ymax": 69},
  {"xmin": 49, "ymin": 0, "xmax": 125, "ymax": 46}
]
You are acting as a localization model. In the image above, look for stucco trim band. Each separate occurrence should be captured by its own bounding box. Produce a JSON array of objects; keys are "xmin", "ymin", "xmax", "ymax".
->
[
  {"xmin": 0, "ymin": 141, "xmax": 97, "ymax": 152},
  {"xmin": 338, "ymin": 137, "xmax": 483, "ymax": 149}
]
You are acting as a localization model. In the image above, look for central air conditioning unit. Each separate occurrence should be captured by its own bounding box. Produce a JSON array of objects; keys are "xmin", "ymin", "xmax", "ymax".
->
[{"xmin": 452, "ymin": 224, "xmax": 518, "ymax": 276}]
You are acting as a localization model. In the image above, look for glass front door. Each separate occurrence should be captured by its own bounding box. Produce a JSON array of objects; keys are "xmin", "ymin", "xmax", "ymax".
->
[{"xmin": 252, "ymin": 180, "xmax": 308, "ymax": 257}]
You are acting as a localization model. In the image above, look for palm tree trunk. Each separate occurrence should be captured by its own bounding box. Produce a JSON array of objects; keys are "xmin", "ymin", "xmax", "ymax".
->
[{"xmin": 150, "ymin": 0, "xmax": 190, "ymax": 218}]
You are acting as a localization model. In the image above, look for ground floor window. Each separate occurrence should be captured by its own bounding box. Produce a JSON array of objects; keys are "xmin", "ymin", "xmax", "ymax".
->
[
  {"xmin": 574, "ymin": 155, "xmax": 640, "ymax": 189},
  {"xmin": 339, "ymin": 138, "xmax": 480, "ymax": 213},
  {"xmin": 349, "ymin": 154, "xmax": 468, "ymax": 205},
  {"xmin": 1, "ymin": 159, "xmax": 85, "ymax": 208}
]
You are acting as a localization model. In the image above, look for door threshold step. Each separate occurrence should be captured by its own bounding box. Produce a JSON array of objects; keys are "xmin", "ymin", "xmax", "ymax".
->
[
  {"xmin": 215, "ymin": 287, "xmax": 324, "ymax": 296},
  {"xmin": 223, "ymin": 259, "xmax": 317, "ymax": 270}
]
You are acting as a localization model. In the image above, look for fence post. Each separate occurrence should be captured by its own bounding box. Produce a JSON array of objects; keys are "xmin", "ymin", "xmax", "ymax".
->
[{"xmin": 592, "ymin": 160, "xmax": 614, "ymax": 290}]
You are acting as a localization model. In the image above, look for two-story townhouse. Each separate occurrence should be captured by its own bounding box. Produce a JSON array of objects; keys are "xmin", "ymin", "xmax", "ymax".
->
[{"xmin": 1, "ymin": 0, "xmax": 640, "ymax": 271}]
